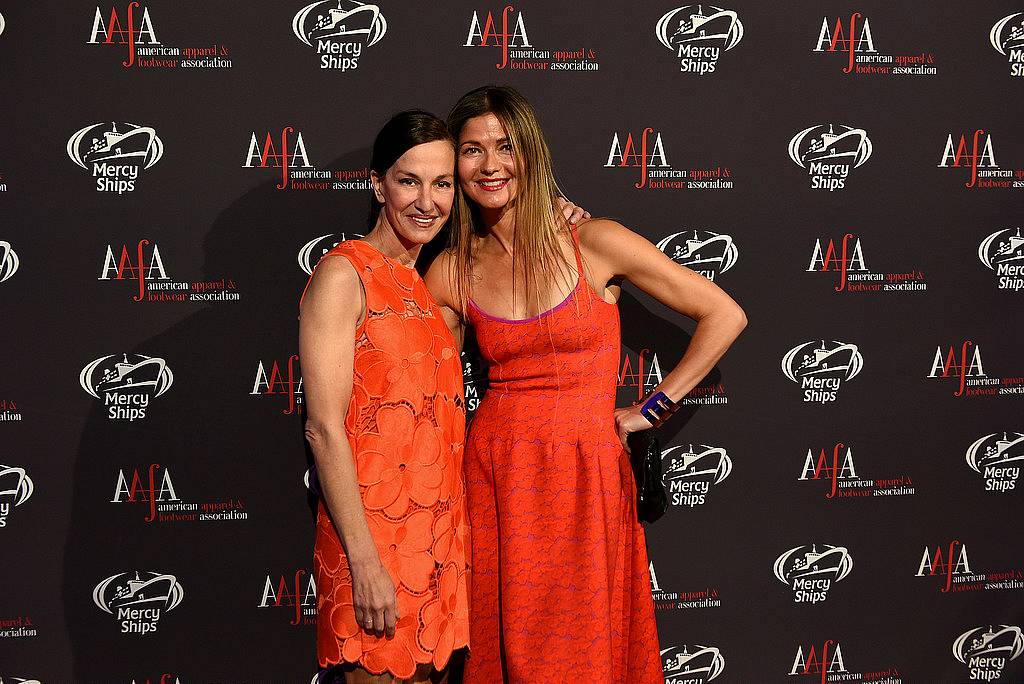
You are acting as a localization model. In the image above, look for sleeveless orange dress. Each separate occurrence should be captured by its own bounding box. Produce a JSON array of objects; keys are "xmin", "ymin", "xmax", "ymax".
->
[
  {"xmin": 463, "ymin": 232, "xmax": 662, "ymax": 682},
  {"xmin": 308, "ymin": 240, "xmax": 469, "ymax": 678}
]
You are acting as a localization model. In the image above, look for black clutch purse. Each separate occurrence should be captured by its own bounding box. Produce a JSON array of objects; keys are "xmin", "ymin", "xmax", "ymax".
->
[{"xmin": 627, "ymin": 430, "xmax": 668, "ymax": 524}]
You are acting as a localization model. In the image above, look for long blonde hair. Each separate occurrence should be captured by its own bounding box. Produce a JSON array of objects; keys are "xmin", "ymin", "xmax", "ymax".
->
[{"xmin": 446, "ymin": 85, "xmax": 577, "ymax": 318}]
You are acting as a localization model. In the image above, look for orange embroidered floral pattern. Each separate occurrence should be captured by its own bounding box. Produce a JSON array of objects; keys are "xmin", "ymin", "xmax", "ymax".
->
[{"xmin": 309, "ymin": 240, "xmax": 468, "ymax": 680}]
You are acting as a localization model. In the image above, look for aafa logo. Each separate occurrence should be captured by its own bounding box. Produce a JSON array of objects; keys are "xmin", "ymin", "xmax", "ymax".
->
[
  {"xmin": 774, "ymin": 544, "xmax": 853, "ymax": 603},
  {"xmin": 799, "ymin": 443, "xmax": 857, "ymax": 498},
  {"xmin": 99, "ymin": 240, "xmax": 169, "ymax": 301},
  {"xmin": 244, "ymin": 128, "xmax": 312, "ymax": 189},
  {"xmin": 789, "ymin": 124, "xmax": 872, "ymax": 191},
  {"xmin": 80, "ymin": 354, "xmax": 174, "ymax": 421},
  {"xmin": 258, "ymin": 570, "xmax": 317, "ymax": 626},
  {"xmin": 990, "ymin": 13, "xmax": 1024, "ymax": 76},
  {"xmin": 93, "ymin": 571, "xmax": 184, "ymax": 634},
  {"xmin": 88, "ymin": 4, "xmax": 160, "ymax": 67},
  {"xmin": 967, "ymin": 432, "xmax": 1023, "ymax": 493},
  {"xmin": 0, "ymin": 465, "xmax": 34, "ymax": 528},
  {"xmin": 790, "ymin": 640, "xmax": 847, "ymax": 680},
  {"xmin": 661, "ymin": 444, "xmax": 731, "ymax": 508},
  {"xmin": 939, "ymin": 130, "xmax": 998, "ymax": 188},
  {"xmin": 979, "ymin": 228, "xmax": 1024, "ymax": 290},
  {"xmin": 917, "ymin": 540, "xmax": 972, "ymax": 593},
  {"xmin": 782, "ymin": 340, "xmax": 863, "ymax": 403},
  {"xmin": 292, "ymin": 1, "xmax": 387, "ymax": 70},
  {"xmin": 657, "ymin": 230, "xmax": 738, "ymax": 281},
  {"xmin": 0, "ymin": 241, "xmax": 19, "ymax": 283},
  {"xmin": 807, "ymin": 234, "xmax": 866, "ymax": 291},
  {"xmin": 252, "ymin": 356, "xmax": 303, "ymax": 415},
  {"xmin": 465, "ymin": 6, "xmax": 531, "ymax": 70},
  {"xmin": 298, "ymin": 233, "xmax": 363, "ymax": 275},
  {"xmin": 661, "ymin": 644, "xmax": 725, "ymax": 683},
  {"xmin": 128, "ymin": 677, "xmax": 182, "ymax": 684},
  {"xmin": 656, "ymin": 5, "xmax": 743, "ymax": 75},
  {"xmin": 67, "ymin": 122, "xmax": 163, "ymax": 194},
  {"xmin": 814, "ymin": 14, "xmax": 875, "ymax": 71},
  {"xmin": 928, "ymin": 341, "xmax": 985, "ymax": 397},
  {"xmin": 953, "ymin": 625, "xmax": 1024, "ymax": 681},
  {"xmin": 112, "ymin": 464, "xmax": 180, "ymax": 522},
  {"xmin": 605, "ymin": 129, "xmax": 668, "ymax": 189}
]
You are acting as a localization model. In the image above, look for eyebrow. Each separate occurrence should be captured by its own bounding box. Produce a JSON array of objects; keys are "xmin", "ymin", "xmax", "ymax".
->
[
  {"xmin": 395, "ymin": 170, "xmax": 454, "ymax": 181},
  {"xmin": 459, "ymin": 137, "xmax": 510, "ymax": 147}
]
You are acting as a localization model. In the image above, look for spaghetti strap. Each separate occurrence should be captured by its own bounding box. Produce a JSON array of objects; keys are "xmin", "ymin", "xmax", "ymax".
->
[{"xmin": 569, "ymin": 224, "xmax": 585, "ymax": 281}]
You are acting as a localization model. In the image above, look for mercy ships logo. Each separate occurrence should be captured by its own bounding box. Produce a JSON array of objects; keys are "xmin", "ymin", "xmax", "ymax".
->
[
  {"xmin": 789, "ymin": 124, "xmax": 872, "ymax": 191},
  {"xmin": 0, "ymin": 465, "xmax": 34, "ymax": 528},
  {"xmin": 979, "ymin": 228, "xmax": 1024, "ymax": 290},
  {"xmin": 661, "ymin": 444, "xmax": 731, "ymax": 508},
  {"xmin": 80, "ymin": 354, "xmax": 174, "ymax": 421},
  {"xmin": 661, "ymin": 644, "xmax": 725, "ymax": 683},
  {"xmin": 298, "ymin": 233, "xmax": 364, "ymax": 274},
  {"xmin": 67, "ymin": 122, "xmax": 163, "ymax": 194},
  {"xmin": 782, "ymin": 340, "xmax": 863, "ymax": 403},
  {"xmin": 656, "ymin": 5, "xmax": 743, "ymax": 75},
  {"xmin": 774, "ymin": 544, "xmax": 853, "ymax": 603},
  {"xmin": 953, "ymin": 625, "xmax": 1024, "ymax": 681},
  {"xmin": 991, "ymin": 13, "xmax": 1024, "ymax": 76},
  {"xmin": 93, "ymin": 571, "xmax": 184, "ymax": 634},
  {"xmin": 657, "ymin": 230, "xmax": 738, "ymax": 282},
  {"xmin": 0, "ymin": 241, "xmax": 19, "ymax": 283},
  {"xmin": 967, "ymin": 432, "xmax": 1023, "ymax": 492},
  {"xmin": 292, "ymin": 1, "xmax": 387, "ymax": 71}
]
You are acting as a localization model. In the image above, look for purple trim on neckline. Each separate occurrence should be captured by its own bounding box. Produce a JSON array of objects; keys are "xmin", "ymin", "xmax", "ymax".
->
[{"xmin": 469, "ymin": 280, "xmax": 581, "ymax": 324}]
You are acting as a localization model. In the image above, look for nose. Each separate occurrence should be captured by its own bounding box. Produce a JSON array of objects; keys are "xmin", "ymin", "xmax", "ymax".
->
[
  {"xmin": 480, "ymin": 149, "xmax": 500, "ymax": 175},
  {"xmin": 415, "ymin": 183, "xmax": 435, "ymax": 213}
]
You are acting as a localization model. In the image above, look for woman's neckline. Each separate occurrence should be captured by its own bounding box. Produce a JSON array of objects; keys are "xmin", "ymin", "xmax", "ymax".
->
[{"xmin": 356, "ymin": 238, "xmax": 419, "ymax": 272}]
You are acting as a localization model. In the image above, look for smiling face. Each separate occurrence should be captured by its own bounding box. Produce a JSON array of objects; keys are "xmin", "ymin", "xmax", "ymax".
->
[
  {"xmin": 371, "ymin": 140, "xmax": 455, "ymax": 244},
  {"xmin": 456, "ymin": 113, "xmax": 519, "ymax": 213}
]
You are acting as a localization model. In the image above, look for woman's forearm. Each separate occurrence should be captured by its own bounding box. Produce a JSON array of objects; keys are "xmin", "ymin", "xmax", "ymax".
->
[
  {"xmin": 306, "ymin": 425, "xmax": 380, "ymax": 569},
  {"xmin": 656, "ymin": 305, "xmax": 747, "ymax": 402}
]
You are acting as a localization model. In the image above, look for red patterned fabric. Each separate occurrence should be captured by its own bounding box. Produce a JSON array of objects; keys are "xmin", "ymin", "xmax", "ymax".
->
[
  {"xmin": 309, "ymin": 240, "xmax": 469, "ymax": 679},
  {"xmin": 463, "ymin": 232, "xmax": 662, "ymax": 683}
]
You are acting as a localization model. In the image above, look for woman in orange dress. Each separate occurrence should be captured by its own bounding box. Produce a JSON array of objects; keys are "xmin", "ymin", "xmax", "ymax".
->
[
  {"xmin": 425, "ymin": 86, "xmax": 747, "ymax": 682},
  {"xmin": 300, "ymin": 111, "xmax": 468, "ymax": 684}
]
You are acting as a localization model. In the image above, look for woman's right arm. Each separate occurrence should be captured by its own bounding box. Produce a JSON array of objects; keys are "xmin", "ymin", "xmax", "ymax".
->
[
  {"xmin": 424, "ymin": 250, "xmax": 466, "ymax": 351},
  {"xmin": 299, "ymin": 256, "xmax": 398, "ymax": 638}
]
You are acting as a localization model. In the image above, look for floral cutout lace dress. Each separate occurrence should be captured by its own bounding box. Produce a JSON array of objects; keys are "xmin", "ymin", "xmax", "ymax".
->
[{"xmin": 307, "ymin": 240, "xmax": 468, "ymax": 678}]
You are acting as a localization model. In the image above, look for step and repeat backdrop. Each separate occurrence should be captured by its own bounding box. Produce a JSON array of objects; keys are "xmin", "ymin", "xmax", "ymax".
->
[{"xmin": 1, "ymin": 1, "xmax": 1023, "ymax": 683}]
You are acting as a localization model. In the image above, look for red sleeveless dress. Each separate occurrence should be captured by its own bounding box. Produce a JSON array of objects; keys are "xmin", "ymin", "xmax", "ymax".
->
[
  {"xmin": 308, "ymin": 240, "xmax": 469, "ymax": 678},
  {"xmin": 463, "ymin": 232, "xmax": 662, "ymax": 682}
]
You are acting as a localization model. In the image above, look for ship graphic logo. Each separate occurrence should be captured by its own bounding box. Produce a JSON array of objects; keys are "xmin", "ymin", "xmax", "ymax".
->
[
  {"xmin": 661, "ymin": 644, "xmax": 725, "ymax": 683},
  {"xmin": 782, "ymin": 341, "xmax": 864, "ymax": 384},
  {"xmin": 0, "ymin": 679, "xmax": 44, "ymax": 684},
  {"xmin": 789, "ymin": 124, "xmax": 872, "ymax": 169},
  {"xmin": 953, "ymin": 625, "xmax": 1024, "ymax": 677},
  {"xmin": 990, "ymin": 13, "xmax": 1024, "ymax": 55},
  {"xmin": 67, "ymin": 122, "xmax": 163, "ymax": 170},
  {"xmin": 661, "ymin": 444, "xmax": 731, "ymax": 487},
  {"xmin": 0, "ymin": 465, "xmax": 34, "ymax": 515},
  {"xmin": 92, "ymin": 571, "xmax": 185, "ymax": 614},
  {"xmin": 979, "ymin": 227, "xmax": 1024, "ymax": 270},
  {"xmin": 80, "ymin": 354, "xmax": 174, "ymax": 399},
  {"xmin": 298, "ymin": 232, "xmax": 364, "ymax": 275},
  {"xmin": 0, "ymin": 241, "xmax": 19, "ymax": 283},
  {"xmin": 292, "ymin": 1, "xmax": 387, "ymax": 48},
  {"xmin": 774, "ymin": 544, "xmax": 853, "ymax": 586},
  {"xmin": 656, "ymin": 231, "xmax": 738, "ymax": 281},
  {"xmin": 967, "ymin": 432, "xmax": 1024, "ymax": 472},
  {"xmin": 656, "ymin": 5, "xmax": 743, "ymax": 51},
  {"xmin": 0, "ymin": 12, "xmax": 5, "ymax": 38}
]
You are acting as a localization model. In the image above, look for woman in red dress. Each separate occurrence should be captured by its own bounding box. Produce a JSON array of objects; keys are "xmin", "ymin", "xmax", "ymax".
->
[
  {"xmin": 425, "ymin": 86, "xmax": 747, "ymax": 682},
  {"xmin": 300, "ymin": 111, "xmax": 468, "ymax": 684}
]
